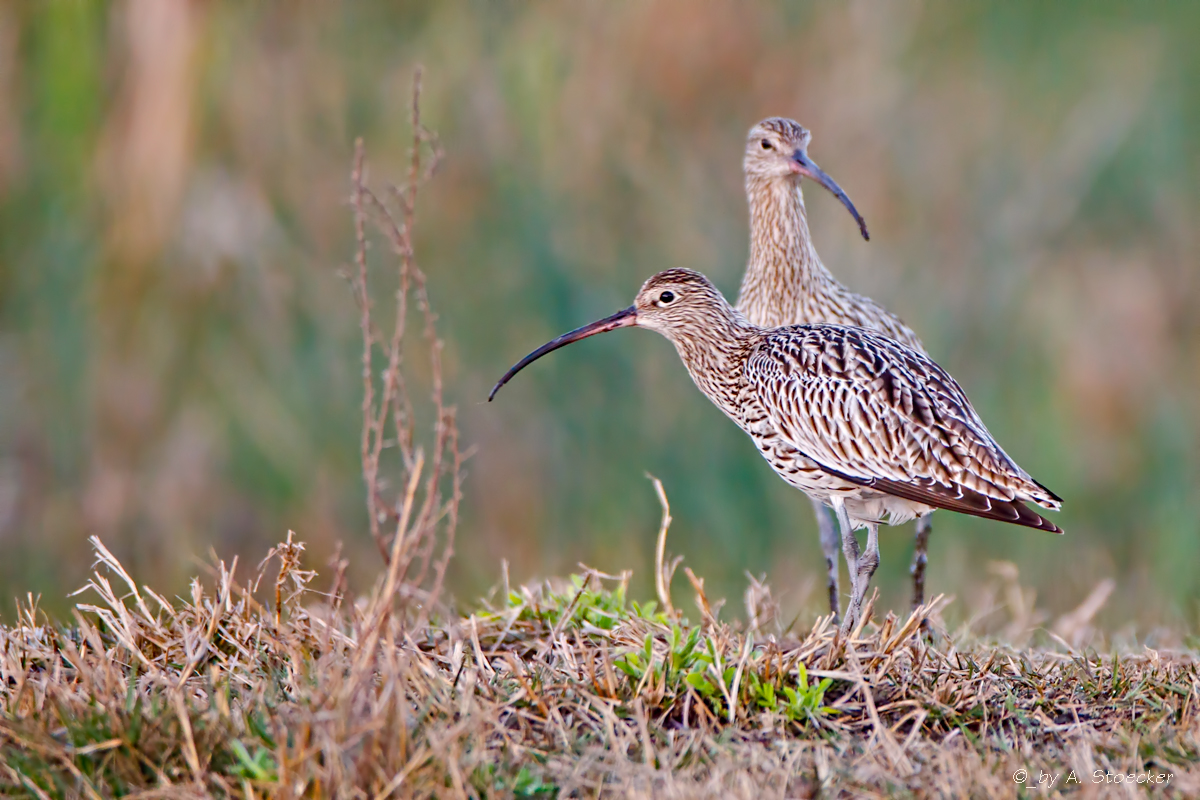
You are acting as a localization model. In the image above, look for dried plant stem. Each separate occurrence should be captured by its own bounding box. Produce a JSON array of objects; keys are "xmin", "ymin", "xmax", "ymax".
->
[
  {"xmin": 351, "ymin": 139, "xmax": 385, "ymax": 562},
  {"xmin": 647, "ymin": 473, "xmax": 680, "ymax": 619},
  {"xmin": 348, "ymin": 66, "xmax": 459, "ymax": 628}
]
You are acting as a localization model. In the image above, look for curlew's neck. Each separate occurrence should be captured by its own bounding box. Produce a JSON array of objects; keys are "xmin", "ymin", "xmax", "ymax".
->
[
  {"xmin": 736, "ymin": 175, "xmax": 839, "ymax": 329},
  {"xmin": 660, "ymin": 302, "xmax": 761, "ymax": 421}
]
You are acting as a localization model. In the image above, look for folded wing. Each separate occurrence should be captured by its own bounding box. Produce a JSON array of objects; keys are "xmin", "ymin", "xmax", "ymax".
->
[{"xmin": 746, "ymin": 324, "xmax": 1062, "ymax": 532}]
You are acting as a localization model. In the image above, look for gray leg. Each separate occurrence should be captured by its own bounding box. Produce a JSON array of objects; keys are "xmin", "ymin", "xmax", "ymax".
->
[
  {"xmin": 811, "ymin": 497, "xmax": 840, "ymax": 622},
  {"xmin": 845, "ymin": 520, "xmax": 880, "ymax": 635},
  {"xmin": 830, "ymin": 497, "xmax": 860, "ymax": 633},
  {"xmin": 858, "ymin": 523, "xmax": 880, "ymax": 603},
  {"xmin": 910, "ymin": 514, "xmax": 932, "ymax": 611}
]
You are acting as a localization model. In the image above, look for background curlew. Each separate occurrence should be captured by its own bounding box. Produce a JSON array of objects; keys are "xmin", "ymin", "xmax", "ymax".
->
[
  {"xmin": 736, "ymin": 117, "xmax": 935, "ymax": 620},
  {"xmin": 491, "ymin": 269, "xmax": 1062, "ymax": 632}
]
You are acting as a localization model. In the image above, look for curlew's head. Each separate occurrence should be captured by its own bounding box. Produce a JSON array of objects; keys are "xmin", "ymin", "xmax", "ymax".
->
[
  {"xmin": 744, "ymin": 117, "xmax": 869, "ymax": 241},
  {"xmin": 744, "ymin": 118, "xmax": 813, "ymax": 179},
  {"xmin": 628, "ymin": 269, "xmax": 731, "ymax": 337},
  {"xmin": 489, "ymin": 269, "xmax": 738, "ymax": 401}
]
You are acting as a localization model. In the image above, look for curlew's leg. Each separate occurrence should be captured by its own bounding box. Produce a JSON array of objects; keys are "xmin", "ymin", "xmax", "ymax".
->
[
  {"xmin": 830, "ymin": 497, "xmax": 860, "ymax": 633},
  {"xmin": 811, "ymin": 497, "xmax": 840, "ymax": 622},
  {"xmin": 910, "ymin": 514, "xmax": 932, "ymax": 611},
  {"xmin": 844, "ymin": 521, "xmax": 879, "ymax": 635},
  {"xmin": 857, "ymin": 523, "xmax": 880, "ymax": 614}
]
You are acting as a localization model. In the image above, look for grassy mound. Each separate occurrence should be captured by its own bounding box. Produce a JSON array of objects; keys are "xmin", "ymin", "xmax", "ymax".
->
[{"xmin": 1, "ymin": 535, "xmax": 1198, "ymax": 797}]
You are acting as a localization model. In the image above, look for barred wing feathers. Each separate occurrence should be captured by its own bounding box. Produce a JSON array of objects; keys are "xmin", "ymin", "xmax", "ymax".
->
[{"xmin": 746, "ymin": 324, "xmax": 1062, "ymax": 532}]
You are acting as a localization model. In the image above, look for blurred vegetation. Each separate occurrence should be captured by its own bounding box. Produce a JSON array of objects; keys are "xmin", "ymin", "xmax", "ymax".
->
[{"xmin": 0, "ymin": 1, "xmax": 1197, "ymax": 627}]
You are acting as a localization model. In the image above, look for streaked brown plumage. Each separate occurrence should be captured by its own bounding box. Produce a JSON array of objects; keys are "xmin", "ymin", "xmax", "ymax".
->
[
  {"xmin": 736, "ymin": 117, "xmax": 934, "ymax": 619},
  {"xmin": 490, "ymin": 269, "xmax": 1061, "ymax": 632}
]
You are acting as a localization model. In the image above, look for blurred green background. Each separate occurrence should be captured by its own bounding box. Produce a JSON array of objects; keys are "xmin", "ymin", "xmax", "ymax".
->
[{"xmin": 1, "ymin": 1, "xmax": 1197, "ymax": 628}]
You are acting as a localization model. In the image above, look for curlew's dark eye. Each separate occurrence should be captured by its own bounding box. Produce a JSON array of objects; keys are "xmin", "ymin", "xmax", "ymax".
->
[
  {"xmin": 761, "ymin": 139, "xmax": 772, "ymax": 150},
  {"xmin": 658, "ymin": 290, "xmax": 675, "ymax": 304}
]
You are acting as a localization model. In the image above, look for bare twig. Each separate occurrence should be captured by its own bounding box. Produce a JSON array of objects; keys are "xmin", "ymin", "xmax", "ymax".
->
[
  {"xmin": 647, "ymin": 473, "xmax": 680, "ymax": 619},
  {"xmin": 351, "ymin": 139, "xmax": 386, "ymax": 563},
  {"xmin": 348, "ymin": 66, "xmax": 462, "ymax": 627}
]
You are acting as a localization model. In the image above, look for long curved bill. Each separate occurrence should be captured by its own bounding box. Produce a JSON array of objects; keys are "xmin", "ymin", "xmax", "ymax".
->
[
  {"xmin": 791, "ymin": 150, "xmax": 870, "ymax": 241},
  {"xmin": 488, "ymin": 306, "xmax": 638, "ymax": 401}
]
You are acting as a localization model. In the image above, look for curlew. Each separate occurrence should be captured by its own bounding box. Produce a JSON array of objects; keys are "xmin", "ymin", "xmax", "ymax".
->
[
  {"xmin": 490, "ymin": 269, "xmax": 1061, "ymax": 632},
  {"xmin": 736, "ymin": 117, "xmax": 934, "ymax": 620}
]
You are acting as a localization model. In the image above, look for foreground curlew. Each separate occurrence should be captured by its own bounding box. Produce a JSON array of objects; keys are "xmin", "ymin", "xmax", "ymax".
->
[
  {"xmin": 736, "ymin": 117, "xmax": 935, "ymax": 619},
  {"xmin": 490, "ymin": 269, "xmax": 1061, "ymax": 632}
]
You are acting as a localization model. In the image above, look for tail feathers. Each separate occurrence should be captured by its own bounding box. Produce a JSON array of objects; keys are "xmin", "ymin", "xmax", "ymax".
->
[
  {"xmin": 1029, "ymin": 478, "xmax": 1064, "ymax": 511},
  {"xmin": 843, "ymin": 474, "xmax": 1063, "ymax": 533}
]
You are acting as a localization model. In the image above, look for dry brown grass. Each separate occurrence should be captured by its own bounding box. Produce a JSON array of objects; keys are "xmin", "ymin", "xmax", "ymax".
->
[
  {"xmin": 2, "ymin": 73, "xmax": 1198, "ymax": 799},
  {"xmin": 1, "ymin": 530, "xmax": 1198, "ymax": 798}
]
